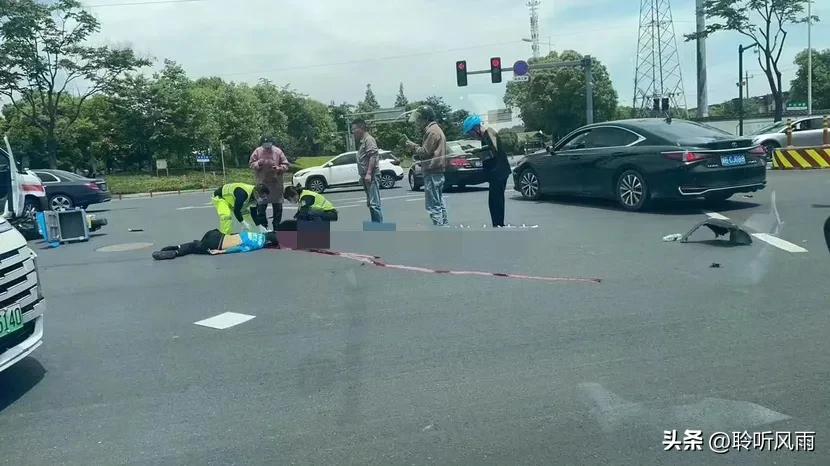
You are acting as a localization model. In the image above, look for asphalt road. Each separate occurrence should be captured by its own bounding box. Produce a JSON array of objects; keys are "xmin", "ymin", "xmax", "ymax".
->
[{"xmin": 1, "ymin": 172, "xmax": 828, "ymax": 465}]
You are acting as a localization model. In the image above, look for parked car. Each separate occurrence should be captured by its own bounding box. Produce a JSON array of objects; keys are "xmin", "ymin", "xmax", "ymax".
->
[
  {"xmin": 292, "ymin": 150, "xmax": 404, "ymax": 193},
  {"xmin": 20, "ymin": 169, "xmax": 47, "ymax": 220},
  {"xmin": 408, "ymin": 140, "xmax": 487, "ymax": 191},
  {"xmin": 752, "ymin": 116, "xmax": 827, "ymax": 158},
  {"xmin": 32, "ymin": 169, "xmax": 111, "ymax": 211},
  {"xmin": 513, "ymin": 118, "xmax": 767, "ymax": 211}
]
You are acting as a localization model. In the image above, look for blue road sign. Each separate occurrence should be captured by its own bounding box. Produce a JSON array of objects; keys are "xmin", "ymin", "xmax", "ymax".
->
[
  {"xmin": 513, "ymin": 60, "xmax": 530, "ymax": 76},
  {"xmin": 196, "ymin": 154, "xmax": 210, "ymax": 163}
]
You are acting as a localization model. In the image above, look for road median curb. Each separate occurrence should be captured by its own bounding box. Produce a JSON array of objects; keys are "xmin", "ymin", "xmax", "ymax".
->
[{"xmin": 772, "ymin": 146, "xmax": 830, "ymax": 170}]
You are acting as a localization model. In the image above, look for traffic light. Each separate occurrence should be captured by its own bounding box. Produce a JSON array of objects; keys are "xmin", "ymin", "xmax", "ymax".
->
[
  {"xmin": 661, "ymin": 97, "xmax": 670, "ymax": 112},
  {"xmin": 456, "ymin": 61, "xmax": 468, "ymax": 87},
  {"xmin": 490, "ymin": 57, "xmax": 502, "ymax": 83},
  {"xmin": 652, "ymin": 98, "xmax": 660, "ymax": 111}
]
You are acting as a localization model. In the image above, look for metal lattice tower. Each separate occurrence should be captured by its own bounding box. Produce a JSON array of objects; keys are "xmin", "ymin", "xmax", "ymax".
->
[
  {"xmin": 633, "ymin": 0, "xmax": 687, "ymax": 116},
  {"xmin": 527, "ymin": 0, "xmax": 541, "ymax": 60}
]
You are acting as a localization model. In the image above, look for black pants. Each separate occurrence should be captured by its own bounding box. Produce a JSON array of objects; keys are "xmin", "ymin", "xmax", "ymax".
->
[
  {"xmin": 488, "ymin": 174, "xmax": 509, "ymax": 227},
  {"xmin": 157, "ymin": 229, "xmax": 224, "ymax": 258},
  {"xmin": 296, "ymin": 211, "xmax": 338, "ymax": 222},
  {"xmin": 257, "ymin": 203, "xmax": 283, "ymax": 229},
  {"xmin": 824, "ymin": 216, "xmax": 830, "ymax": 253}
]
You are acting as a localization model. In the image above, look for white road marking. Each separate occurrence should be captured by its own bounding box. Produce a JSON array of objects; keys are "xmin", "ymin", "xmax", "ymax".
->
[
  {"xmin": 176, "ymin": 205, "xmax": 214, "ymax": 211},
  {"xmin": 705, "ymin": 212, "xmax": 730, "ymax": 220},
  {"xmin": 406, "ymin": 198, "xmax": 423, "ymax": 202},
  {"xmin": 194, "ymin": 312, "xmax": 256, "ymax": 329},
  {"xmin": 751, "ymin": 233, "xmax": 808, "ymax": 253}
]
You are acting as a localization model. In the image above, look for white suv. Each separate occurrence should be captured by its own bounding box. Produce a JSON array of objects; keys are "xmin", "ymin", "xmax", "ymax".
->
[{"xmin": 293, "ymin": 151, "xmax": 404, "ymax": 193}]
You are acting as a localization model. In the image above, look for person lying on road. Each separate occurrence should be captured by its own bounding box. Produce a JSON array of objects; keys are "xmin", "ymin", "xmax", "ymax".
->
[{"xmin": 152, "ymin": 228, "xmax": 280, "ymax": 260}]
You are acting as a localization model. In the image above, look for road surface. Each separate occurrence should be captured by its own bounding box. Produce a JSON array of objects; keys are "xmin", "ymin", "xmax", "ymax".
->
[{"xmin": 1, "ymin": 171, "xmax": 827, "ymax": 465}]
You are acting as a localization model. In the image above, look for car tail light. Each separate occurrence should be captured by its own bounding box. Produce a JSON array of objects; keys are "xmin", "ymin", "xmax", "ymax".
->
[
  {"xmin": 450, "ymin": 158, "xmax": 471, "ymax": 168},
  {"xmin": 748, "ymin": 146, "xmax": 766, "ymax": 157},
  {"xmin": 663, "ymin": 151, "xmax": 706, "ymax": 163},
  {"xmin": 22, "ymin": 184, "xmax": 45, "ymax": 194},
  {"xmin": 86, "ymin": 182, "xmax": 101, "ymax": 191}
]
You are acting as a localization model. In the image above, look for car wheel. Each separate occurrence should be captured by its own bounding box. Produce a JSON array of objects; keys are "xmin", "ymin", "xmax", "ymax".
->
[
  {"xmin": 616, "ymin": 169, "xmax": 649, "ymax": 211},
  {"xmin": 379, "ymin": 172, "xmax": 396, "ymax": 189},
  {"xmin": 23, "ymin": 197, "xmax": 40, "ymax": 219},
  {"xmin": 408, "ymin": 172, "xmax": 421, "ymax": 191},
  {"xmin": 306, "ymin": 177, "xmax": 327, "ymax": 193},
  {"xmin": 49, "ymin": 194, "xmax": 74, "ymax": 211},
  {"xmin": 762, "ymin": 141, "xmax": 779, "ymax": 162},
  {"xmin": 518, "ymin": 168, "xmax": 541, "ymax": 200}
]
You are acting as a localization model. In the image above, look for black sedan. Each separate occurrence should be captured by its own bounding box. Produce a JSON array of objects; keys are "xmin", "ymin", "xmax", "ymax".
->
[
  {"xmin": 33, "ymin": 169, "xmax": 112, "ymax": 211},
  {"xmin": 409, "ymin": 141, "xmax": 489, "ymax": 191},
  {"xmin": 513, "ymin": 119, "xmax": 767, "ymax": 211}
]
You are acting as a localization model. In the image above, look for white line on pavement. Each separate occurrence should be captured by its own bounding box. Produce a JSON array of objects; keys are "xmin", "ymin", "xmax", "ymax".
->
[
  {"xmin": 194, "ymin": 312, "xmax": 256, "ymax": 329},
  {"xmin": 751, "ymin": 233, "xmax": 808, "ymax": 253},
  {"xmin": 406, "ymin": 198, "xmax": 423, "ymax": 202},
  {"xmin": 705, "ymin": 212, "xmax": 730, "ymax": 220}
]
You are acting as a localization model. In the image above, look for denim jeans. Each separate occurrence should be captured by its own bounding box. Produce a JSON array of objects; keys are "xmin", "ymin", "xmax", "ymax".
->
[
  {"xmin": 362, "ymin": 174, "xmax": 383, "ymax": 223},
  {"xmin": 423, "ymin": 173, "xmax": 448, "ymax": 226}
]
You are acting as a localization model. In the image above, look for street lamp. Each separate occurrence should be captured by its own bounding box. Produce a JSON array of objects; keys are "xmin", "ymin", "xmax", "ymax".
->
[{"xmin": 738, "ymin": 43, "xmax": 758, "ymax": 136}]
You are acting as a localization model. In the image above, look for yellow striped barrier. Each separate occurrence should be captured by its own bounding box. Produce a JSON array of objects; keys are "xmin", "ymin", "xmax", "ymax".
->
[{"xmin": 772, "ymin": 147, "xmax": 830, "ymax": 169}]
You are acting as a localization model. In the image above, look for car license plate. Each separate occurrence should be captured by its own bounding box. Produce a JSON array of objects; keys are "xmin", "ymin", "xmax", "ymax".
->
[
  {"xmin": 473, "ymin": 160, "xmax": 482, "ymax": 168},
  {"xmin": 721, "ymin": 154, "xmax": 746, "ymax": 167},
  {"xmin": 0, "ymin": 304, "xmax": 23, "ymax": 338}
]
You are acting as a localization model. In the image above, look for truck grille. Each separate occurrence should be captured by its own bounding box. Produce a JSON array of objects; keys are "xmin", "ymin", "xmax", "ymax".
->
[{"xmin": 0, "ymin": 246, "xmax": 41, "ymax": 315}]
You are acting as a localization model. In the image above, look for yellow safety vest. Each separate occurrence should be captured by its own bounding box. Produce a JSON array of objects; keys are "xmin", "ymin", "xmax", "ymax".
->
[
  {"xmin": 220, "ymin": 183, "xmax": 255, "ymax": 210},
  {"xmin": 301, "ymin": 190, "xmax": 336, "ymax": 212}
]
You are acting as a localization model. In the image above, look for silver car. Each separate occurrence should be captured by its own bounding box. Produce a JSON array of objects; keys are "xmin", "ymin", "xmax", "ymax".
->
[{"xmin": 752, "ymin": 116, "xmax": 827, "ymax": 157}]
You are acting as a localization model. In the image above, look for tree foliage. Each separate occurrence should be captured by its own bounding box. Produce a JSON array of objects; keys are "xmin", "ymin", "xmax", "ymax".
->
[
  {"xmin": 357, "ymin": 83, "xmax": 380, "ymax": 114},
  {"xmin": 504, "ymin": 50, "xmax": 618, "ymax": 139},
  {"xmin": 0, "ymin": 0, "xmax": 150, "ymax": 167},
  {"xmin": 394, "ymin": 82, "xmax": 408, "ymax": 108},
  {"xmin": 685, "ymin": 0, "xmax": 817, "ymax": 122},
  {"xmin": 790, "ymin": 48, "xmax": 830, "ymax": 110}
]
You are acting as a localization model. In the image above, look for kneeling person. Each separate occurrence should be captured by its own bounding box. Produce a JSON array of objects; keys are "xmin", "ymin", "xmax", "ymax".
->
[
  {"xmin": 284, "ymin": 185, "xmax": 338, "ymax": 222},
  {"xmin": 152, "ymin": 228, "xmax": 279, "ymax": 260},
  {"xmin": 213, "ymin": 182, "xmax": 270, "ymax": 234}
]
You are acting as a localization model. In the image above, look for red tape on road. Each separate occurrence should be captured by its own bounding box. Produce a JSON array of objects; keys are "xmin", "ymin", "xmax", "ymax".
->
[{"xmin": 303, "ymin": 249, "xmax": 601, "ymax": 284}]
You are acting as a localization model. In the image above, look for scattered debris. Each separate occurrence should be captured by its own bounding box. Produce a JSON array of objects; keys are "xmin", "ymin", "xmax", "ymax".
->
[
  {"xmin": 662, "ymin": 233, "xmax": 683, "ymax": 242},
  {"xmin": 422, "ymin": 424, "xmax": 434, "ymax": 432},
  {"xmin": 128, "ymin": 228, "xmax": 144, "ymax": 232},
  {"xmin": 680, "ymin": 218, "xmax": 753, "ymax": 246},
  {"xmin": 743, "ymin": 194, "xmax": 754, "ymax": 199},
  {"xmin": 710, "ymin": 263, "xmax": 721, "ymax": 268}
]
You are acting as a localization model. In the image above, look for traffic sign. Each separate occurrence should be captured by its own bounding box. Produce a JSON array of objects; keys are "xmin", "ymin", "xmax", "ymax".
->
[
  {"xmin": 196, "ymin": 154, "xmax": 210, "ymax": 163},
  {"xmin": 513, "ymin": 60, "xmax": 529, "ymax": 76},
  {"xmin": 513, "ymin": 75, "xmax": 530, "ymax": 82},
  {"xmin": 787, "ymin": 102, "xmax": 807, "ymax": 111}
]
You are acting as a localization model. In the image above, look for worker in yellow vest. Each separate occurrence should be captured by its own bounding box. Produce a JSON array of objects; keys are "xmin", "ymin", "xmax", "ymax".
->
[
  {"xmin": 212, "ymin": 182, "xmax": 270, "ymax": 234},
  {"xmin": 283, "ymin": 185, "xmax": 338, "ymax": 222}
]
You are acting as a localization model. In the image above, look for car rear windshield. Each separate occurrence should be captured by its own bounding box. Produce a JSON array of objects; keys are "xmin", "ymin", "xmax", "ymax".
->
[
  {"xmin": 647, "ymin": 120, "xmax": 734, "ymax": 144},
  {"xmin": 53, "ymin": 170, "xmax": 87, "ymax": 181}
]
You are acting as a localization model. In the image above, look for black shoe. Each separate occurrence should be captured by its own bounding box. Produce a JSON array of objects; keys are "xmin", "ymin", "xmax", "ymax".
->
[{"xmin": 152, "ymin": 250, "xmax": 178, "ymax": 260}]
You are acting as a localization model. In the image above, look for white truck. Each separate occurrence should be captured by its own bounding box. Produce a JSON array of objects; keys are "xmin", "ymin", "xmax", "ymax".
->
[{"xmin": 0, "ymin": 135, "xmax": 46, "ymax": 372}]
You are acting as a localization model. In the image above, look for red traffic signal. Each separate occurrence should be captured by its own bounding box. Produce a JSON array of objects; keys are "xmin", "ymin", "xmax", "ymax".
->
[
  {"xmin": 490, "ymin": 57, "xmax": 502, "ymax": 83},
  {"xmin": 456, "ymin": 60, "xmax": 468, "ymax": 87}
]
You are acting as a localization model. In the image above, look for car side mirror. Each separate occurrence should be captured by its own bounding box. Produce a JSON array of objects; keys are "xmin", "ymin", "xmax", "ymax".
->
[{"xmin": 546, "ymin": 145, "xmax": 554, "ymax": 155}]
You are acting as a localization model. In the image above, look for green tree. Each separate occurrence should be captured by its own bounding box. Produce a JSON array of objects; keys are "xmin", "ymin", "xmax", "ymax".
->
[
  {"xmin": 357, "ymin": 83, "xmax": 381, "ymax": 114},
  {"xmin": 686, "ymin": 0, "xmax": 817, "ymax": 122},
  {"xmin": 504, "ymin": 50, "xmax": 617, "ymax": 139},
  {"xmin": 0, "ymin": 0, "xmax": 150, "ymax": 167},
  {"xmin": 790, "ymin": 48, "xmax": 830, "ymax": 110},
  {"xmin": 394, "ymin": 82, "xmax": 408, "ymax": 108}
]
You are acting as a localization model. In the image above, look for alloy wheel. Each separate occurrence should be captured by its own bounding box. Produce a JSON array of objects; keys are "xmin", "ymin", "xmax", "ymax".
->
[
  {"xmin": 50, "ymin": 195, "xmax": 73, "ymax": 211},
  {"xmin": 520, "ymin": 170, "xmax": 539, "ymax": 199},
  {"xmin": 618, "ymin": 173, "xmax": 644, "ymax": 208}
]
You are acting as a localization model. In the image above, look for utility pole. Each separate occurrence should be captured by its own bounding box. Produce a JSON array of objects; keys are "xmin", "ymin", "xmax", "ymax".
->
[
  {"xmin": 738, "ymin": 43, "xmax": 757, "ymax": 136},
  {"xmin": 695, "ymin": 0, "xmax": 708, "ymax": 117},
  {"xmin": 527, "ymin": 0, "xmax": 541, "ymax": 60},
  {"xmin": 808, "ymin": 0, "xmax": 813, "ymax": 115},
  {"xmin": 584, "ymin": 57, "xmax": 594, "ymax": 124}
]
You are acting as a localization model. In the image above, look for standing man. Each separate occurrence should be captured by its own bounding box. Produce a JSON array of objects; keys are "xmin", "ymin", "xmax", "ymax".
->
[
  {"xmin": 463, "ymin": 115, "xmax": 512, "ymax": 227},
  {"xmin": 212, "ymin": 182, "xmax": 270, "ymax": 235},
  {"xmin": 406, "ymin": 106, "xmax": 448, "ymax": 226},
  {"xmin": 352, "ymin": 119, "xmax": 383, "ymax": 223},
  {"xmin": 250, "ymin": 136, "xmax": 291, "ymax": 231}
]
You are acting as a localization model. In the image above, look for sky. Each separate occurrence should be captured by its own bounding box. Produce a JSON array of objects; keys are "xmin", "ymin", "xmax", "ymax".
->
[{"xmin": 82, "ymin": 0, "xmax": 829, "ymax": 117}]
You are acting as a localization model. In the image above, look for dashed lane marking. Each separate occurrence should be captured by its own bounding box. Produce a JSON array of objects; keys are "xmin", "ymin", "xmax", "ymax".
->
[
  {"xmin": 194, "ymin": 312, "xmax": 256, "ymax": 329},
  {"xmin": 751, "ymin": 233, "xmax": 808, "ymax": 253},
  {"xmin": 705, "ymin": 212, "xmax": 730, "ymax": 221}
]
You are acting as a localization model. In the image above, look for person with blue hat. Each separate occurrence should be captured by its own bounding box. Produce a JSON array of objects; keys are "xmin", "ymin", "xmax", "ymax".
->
[{"xmin": 463, "ymin": 115, "xmax": 512, "ymax": 227}]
